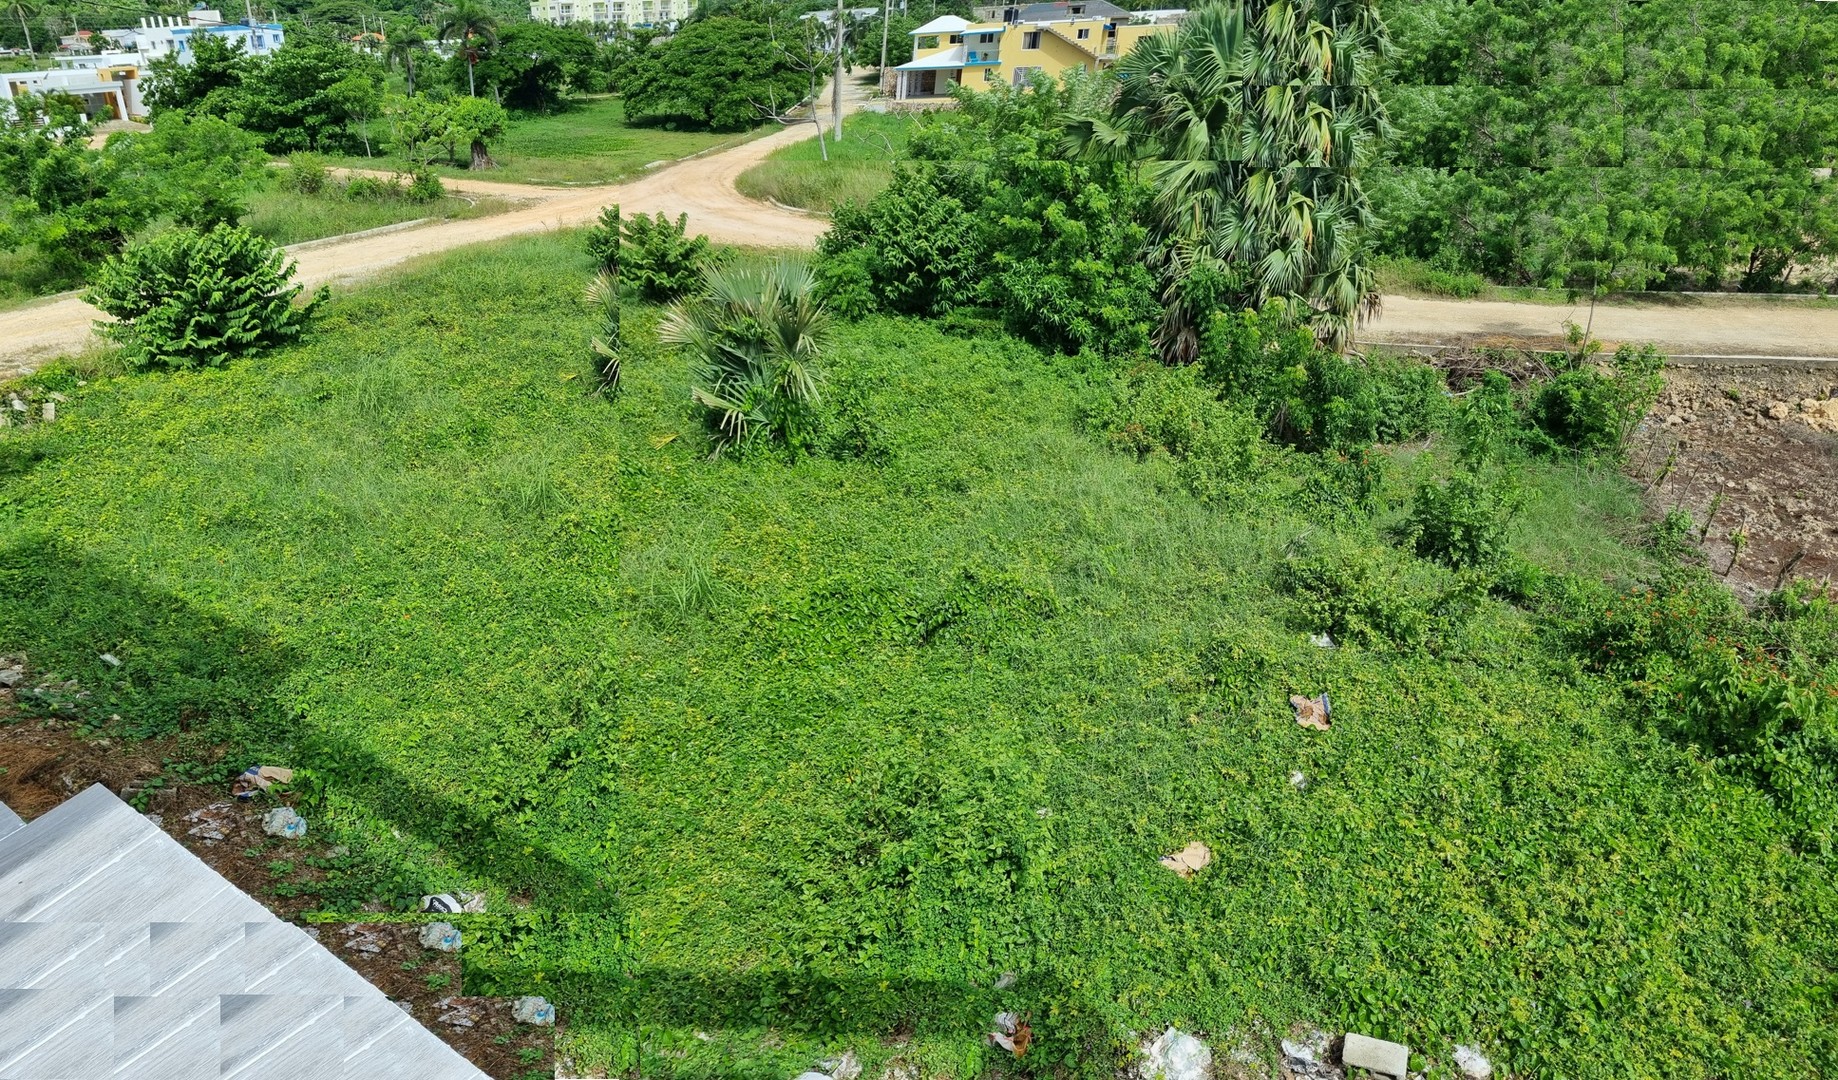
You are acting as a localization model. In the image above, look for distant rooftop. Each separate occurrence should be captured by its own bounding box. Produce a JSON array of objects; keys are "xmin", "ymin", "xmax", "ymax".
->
[{"xmin": 0, "ymin": 785, "xmax": 490, "ymax": 1080}]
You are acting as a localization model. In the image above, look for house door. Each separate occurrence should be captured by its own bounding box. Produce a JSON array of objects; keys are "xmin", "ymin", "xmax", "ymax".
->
[{"xmin": 919, "ymin": 70, "xmax": 937, "ymax": 94}]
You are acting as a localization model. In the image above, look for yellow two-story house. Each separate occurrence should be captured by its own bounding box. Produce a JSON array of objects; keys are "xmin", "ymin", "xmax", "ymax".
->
[{"xmin": 890, "ymin": 1, "xmax": 1184, "ymax": 102}]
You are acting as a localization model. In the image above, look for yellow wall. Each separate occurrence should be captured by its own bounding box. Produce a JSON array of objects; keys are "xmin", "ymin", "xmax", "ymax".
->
[{"xmin": 911, "ymin": 17, "xmax": 1175, "ymax": 91}]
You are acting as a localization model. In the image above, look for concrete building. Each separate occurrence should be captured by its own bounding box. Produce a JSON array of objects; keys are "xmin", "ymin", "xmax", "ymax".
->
[
  {"xmin": 120, "ymin": 9, "xmax": 286, "ymax": 63},
  {"xmin": 0, "ymin": 52, "xmax": 143, "ymax": 120},
  {"xmin": 528, "ymin": 0, "xmax": 693, "ymax": 28},
  {"xmin": 891, "ymin": 3, "xmax": 1183, "ymax": 102}
]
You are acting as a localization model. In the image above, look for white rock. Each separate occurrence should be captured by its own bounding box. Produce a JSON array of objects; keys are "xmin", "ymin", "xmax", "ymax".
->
[
  {"xmin": 1452, "ymin": 1044, "xmax": 1492, "ymax": 1078},
  {"xmin": 792, "ymin": 1073, "xmax": 831, "ymax": 1080},
  {"xmin": 1309, "ymin": 632, "xmax": 1336, "ymax": 648},
  {"xmin": 1342, "ymin": 1032, "xmax": 1410, "ymax": 1078},
  {"xmin": 1141, "ymin": 1027, "xmax": 1212, "ymax": 1080},
  {"xmin": 418, "ymin": 922, "xmax": 461, "ymax": 952},
  {"xmin": 1282, "ymin": 1029, "xmax": 1330, "ymax": 1069},
  {"xmin": 41, "ymin": 401, "xmax": 54, "ymax": 423},
  {"xmin": 99, "ymin": 653, "xmax": 120, "ymax": 667},
  {"xmin": 819, "ymin": 1050, "xmax": 861, "ymax": 1080},
  {"xmin": 261, "ymin": 807, "xmax": 306, "ymax": 839},
  {"xmin": 993, "ymin": 971, "xmax": 1017, "ymax": 990},
  {"xmin": 1289, "ymin": 770, "xmax": 1309, "ymax": 791},
  {"xmin": 512, "ymin": 995, "xmax": 555, "ymax": 1026}
]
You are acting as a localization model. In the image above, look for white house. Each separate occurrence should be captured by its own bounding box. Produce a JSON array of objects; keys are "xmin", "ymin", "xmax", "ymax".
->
[
  {"xmin": 122, "ymin": 8, "xmax": 286, "ymax": 63},
  {"xmin": 0, "ymin": 52, "xmax": 143, "ymax": 120}
]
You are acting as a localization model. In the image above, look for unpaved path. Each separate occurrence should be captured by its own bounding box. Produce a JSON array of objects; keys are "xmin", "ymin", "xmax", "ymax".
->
[
  {"xmin": 0, "ymin": 98, "xmax": 847, "ymax": 376},
  {"xmin": 7, "ymin": 81, "xmax": 1838, "ymax": 374},
  {"xmin": 1361, "ymin": 295, "xmax": 1838, "ymax": 361}
]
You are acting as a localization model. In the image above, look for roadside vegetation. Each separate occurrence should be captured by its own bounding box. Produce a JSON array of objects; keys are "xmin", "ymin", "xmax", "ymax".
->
[{"xmin": 736, "ymin": 111, "xmax": 912, "ymax": 214}]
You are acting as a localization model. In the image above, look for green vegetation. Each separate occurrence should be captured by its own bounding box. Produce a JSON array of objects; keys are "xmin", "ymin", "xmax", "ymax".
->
[
  {"xmin": 5, "ymin": 233, "xmax": 1836, "ymax": 1079},
  {"xmin": 735, "ymin": 111, "xmax": 912, "ymax": 213},
  {"xmin": 1066, "ymin": 0, "xmax": 1388, "ymax": 355},
  {"xmin": 84, "ymin": 223, "xmax": 323, "ymax": 369},
  {"xmin": 334, "ymin": 97, "xmax": 763, "ymax": 185},
  {"xmin": 617, "ymin": 9, "xmax": 815, "ymax": 132},
  {"xmin": 1378, "ymin": 0, "xmax": 1838, "ymax": 292}
]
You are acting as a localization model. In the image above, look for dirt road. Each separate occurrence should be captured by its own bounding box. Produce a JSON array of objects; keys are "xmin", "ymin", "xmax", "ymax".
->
[
  {"xmin": 1361, "ymin": 295, "xmax": 1838, "ymax": 361},
  {"xmin": 0, "ymin": 116, "xmax": 829, "ymax": 376},
  {"xmin": 6, "ymin": 87, "xmax": 1838, "ymax": 373}
]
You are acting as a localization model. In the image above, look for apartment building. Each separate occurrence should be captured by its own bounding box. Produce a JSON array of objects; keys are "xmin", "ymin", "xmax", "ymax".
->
[
  {"xmin": 528, "ymin": 0, "xmax": 694, "ymax": 28},
  {"xmin": 891, "ymin": 1, "xmax": 1183, "ymax": 101}
]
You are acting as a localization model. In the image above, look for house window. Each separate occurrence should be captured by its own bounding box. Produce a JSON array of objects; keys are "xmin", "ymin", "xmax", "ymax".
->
[
  {"xmin": 1023, "ymin": 30, "xmax": 1040, "ymax": 48},
  {"xmin": 949, "ymin": 33, "xmax": 963, "ymax": 43},
  {"xmin": 979, "ymin": 32, "xmax": 995, "ymax": 43},
  {"xmin": 1069, "ymin": 4, "xmax": 1083, "ymax": 12},
  {"xmin": 1076, "ymin": 27, "xmax": 1089, "ymax": 38}
]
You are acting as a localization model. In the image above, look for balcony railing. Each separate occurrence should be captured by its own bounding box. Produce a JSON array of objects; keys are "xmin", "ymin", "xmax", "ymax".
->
[{"xmin": 963, "ymin": 50, "xmax": 1001, "ymax": 65}]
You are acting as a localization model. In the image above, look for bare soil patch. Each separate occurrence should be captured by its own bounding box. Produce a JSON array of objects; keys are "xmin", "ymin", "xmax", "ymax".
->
[{"xmin": 1627, "ymin": 362, "xmax": 1838, "ymax": 599}]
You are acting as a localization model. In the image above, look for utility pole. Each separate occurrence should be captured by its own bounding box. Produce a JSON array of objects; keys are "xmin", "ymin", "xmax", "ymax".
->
[
  {"xmin": 831, "ymin": 0, "xmax": 844, "ymax": 140},
  {"xmin": 878, "ymin": 0, "xmax": 888, "ymax": 77}
]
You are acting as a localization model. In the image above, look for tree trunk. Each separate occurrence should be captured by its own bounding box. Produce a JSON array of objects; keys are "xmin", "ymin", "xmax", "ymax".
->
[
  {"xmin": 18, "ymin": 7, "xmax": 33, "ymax": 56},
  {"xmin": 407, "ymin": 58, "xmax": 415, "ymax": 96},
  {"xmin": 470, "ymin": 138, "xmax": 493, "ymax": 169},
  {"xmin": 467, "ymin": 55, "xmax": 476, "ymax": 96},
  {"xmin": 879, "ymin": 0, "xmax": 889, "ymax": 74}
]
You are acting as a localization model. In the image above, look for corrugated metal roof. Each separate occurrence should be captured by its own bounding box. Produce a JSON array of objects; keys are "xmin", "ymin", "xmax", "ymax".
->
[{"xmin": 0, "ymin": 785, "xmax": 491, "ymax": 1080}]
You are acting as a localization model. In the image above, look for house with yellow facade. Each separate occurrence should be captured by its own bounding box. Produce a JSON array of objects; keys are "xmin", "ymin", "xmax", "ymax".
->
[{"xmin": 890, "ymin": 1, "xmax": 1184, "ymax": 102}]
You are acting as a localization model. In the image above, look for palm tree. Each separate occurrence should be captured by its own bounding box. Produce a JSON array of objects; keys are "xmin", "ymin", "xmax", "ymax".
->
[
  {"xmin": 1066, "ymin": 0, "xmax": 1389, "ymax": 359},
  {"xmin": 660, "ymin": 258, "xmax": 831, "ymax": 458},
  {"xmin": 385, "ymin": 21, "xmax": 429, "ymax": 96},
  {"xmin": 9, "ymin": 0, "xmax": 37, "ymax": 59},
  {"xmin": 438, "ymin": 0, "xmax": 498, "ymax": 98}
]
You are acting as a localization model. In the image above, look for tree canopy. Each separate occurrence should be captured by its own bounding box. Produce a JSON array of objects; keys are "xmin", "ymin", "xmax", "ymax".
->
[{"xmin": 619, "ymin": 11, "xmax": 807, "ymax": 132}]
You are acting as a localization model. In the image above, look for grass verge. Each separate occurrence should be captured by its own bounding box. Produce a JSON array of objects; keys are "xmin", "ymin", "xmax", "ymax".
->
[
  {"xmin": 333, "ymin": 96, "xmax": 769, "ymax": 186},
  {"xmin": 735, "ymin": 111, "xmax": 912, "ymax": 213}
]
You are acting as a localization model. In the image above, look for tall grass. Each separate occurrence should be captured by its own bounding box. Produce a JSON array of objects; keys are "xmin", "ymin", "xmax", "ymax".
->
[
  {"xmin": 735, "ymin": 111, "xmax": 914, "ymax": 213},
  {"xmin": 334, "ymin": 96, "xmax": 769, "ymax": 186}
]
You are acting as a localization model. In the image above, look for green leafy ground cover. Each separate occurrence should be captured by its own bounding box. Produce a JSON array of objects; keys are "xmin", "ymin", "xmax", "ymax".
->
[
  {"xmin": 735, "ymin": 112, "xmax": 914, "ymax": 214},
  {"xmin": 335, "ymin": 96, "xmax": 768, "ymax": 186},
  {"xmin": 2, "ymin": 235, "xmax": 1835, "ymax": 1078}
]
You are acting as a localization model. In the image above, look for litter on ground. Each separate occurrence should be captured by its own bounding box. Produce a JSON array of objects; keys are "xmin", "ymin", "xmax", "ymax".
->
[
  {"xmin": 1159, "ymin": 840, "xmax": 1213, "ymax": 878},
  {"xmin": 1291, "ymin": 693, "xmax": 1332, "ymax": 731}
]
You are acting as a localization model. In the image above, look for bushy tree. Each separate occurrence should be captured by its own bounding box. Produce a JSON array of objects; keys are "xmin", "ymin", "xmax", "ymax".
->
[
  {"xmin": 383, "ymin": 93, "xmax": 507, "ymax": 168},
  {"xmin": 818, "ymin": 73, "xmax": 1158, "ymax": 357},
  {"xmin": 142, "ymin": 34, "xmax": 254, "ymax": 115},
  {"xmin": 115, "ymin": 111, "xmax": 268, "ymax": 228},
  {"xmin": 0, "ymin": 96, "xmax": 153, "ymax": 266},
  {"xmin": 619, "ymin": 12, "xmax": 808, "ymax": 131},
  {"xmin": 236, "ymin": 40, "xmax": 386, "ymax": 153},
  {"xmin": 456, "ymin": 22, "xmax": 596, "ymax": 111},
  {"xmin": 85, "ymin": 224, "xmax": 325, "ymax": 369}
]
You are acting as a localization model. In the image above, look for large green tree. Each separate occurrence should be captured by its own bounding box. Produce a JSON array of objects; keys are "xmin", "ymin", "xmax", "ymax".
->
[
  {"xmin": 1067, "ymin": 0, "xmax": 1390, "ymax": 358},
  {"xmin": 619, "ymin": 12, "xmax": 807, "ymax": 132},
  {"xmin": 453, "ymin": 21, "xmax": 595, "ymax": 111}
]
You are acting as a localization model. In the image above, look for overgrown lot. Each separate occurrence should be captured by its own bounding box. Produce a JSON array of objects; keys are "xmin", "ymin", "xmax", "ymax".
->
[
  {"xmin": 2, "ymin": 235, "xmax": 1834, "ymax": 1079},
  {"xmin": 736, "ymin": 112, "xmax": 913, "ymax": 213}
]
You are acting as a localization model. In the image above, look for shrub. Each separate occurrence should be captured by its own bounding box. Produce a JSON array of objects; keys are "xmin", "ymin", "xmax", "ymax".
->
[
  {"xmin": 1406, "ymin": 470, "xmax": 1519, "ymax": 571},
  {"xmin": 662, "ymin": 258, "xmax": 830, "ymax": 457},
  {"xmin": 1093, "ymin": 363, "xmax": 1263, "ymax": 499},
  {"xmin": 585, "ymin": 270, "xmax": 622, "ymax": 396},
  {"xmin": 344, "ymin": 174, "xmax": 403, "ymax": 201},
  {"xmin": 284, "ymin": 153, "xmax": 330, "ymax": 195},
  {"xmin": 1454, "ymin": 369, "xmax": 1526, "ymax": 465},
  {"xmin": 584, "ymin": 204, "xmax": 621, "ymax": 275},
  {"xmin": 1366, "ymin": 353, "xmax": 1453, "ymax": 442},
  {"xmin": 405, "ymin": 167, "xmax": 446, "ymax": 203},
  {"xmin": 1199, "ymin": 309, "xmax": 1378, "ymax": 453},
  {"xmin": 85, "ymin": 224, "xmax": 324, "ymax": 370},
  {"xmin": 622, "ymin": 211, "xmax": 709, "ymax": 302},
  {"xmin": 1527, "ymin": 342, "xmax": 1665, "ymax": 459},
  {"xmin": 1277, "ymin": 542, "xmax": 1436, "ymax": 650}
]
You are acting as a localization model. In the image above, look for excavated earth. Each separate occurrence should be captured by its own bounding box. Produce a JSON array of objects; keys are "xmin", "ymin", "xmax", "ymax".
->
[{"xmin": 1626, "ymin": 362, "xmax": 1838, "ymax": 600}]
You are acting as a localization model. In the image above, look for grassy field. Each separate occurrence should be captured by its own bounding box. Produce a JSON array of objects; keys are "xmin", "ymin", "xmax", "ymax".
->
[
  {"xmin": 334, "ymin": 96, "xmax": 769, "ymax": 186},
  {"xmin": 3, "ymin": 234, "xmax": 1835, "ymax": 1079},
  {"xmin": 735, "ymin": 112, "xmax": 913, "ymax": 213},
  {"xmin": 243, "ymin": 185, "xmax": 509, "ymax": 247}
]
